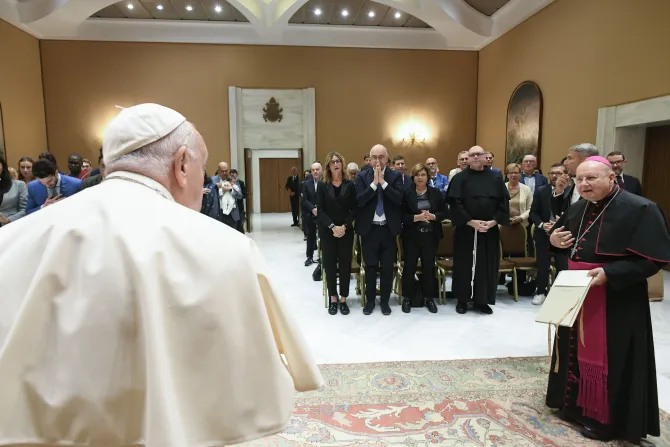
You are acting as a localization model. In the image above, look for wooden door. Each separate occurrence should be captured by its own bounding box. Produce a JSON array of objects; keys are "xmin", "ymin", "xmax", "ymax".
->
[
  {"xmin": 259, "ymin": 158, "xmax": 300, "ymax": 213},
  {"xmin": 643, "ymin": 124, "xmax": 670, "ymax": 217}
]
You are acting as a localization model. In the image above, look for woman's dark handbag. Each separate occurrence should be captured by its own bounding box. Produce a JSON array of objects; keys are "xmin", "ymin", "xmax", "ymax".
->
[
  {"xmin": 312, "ymin": 263, "xmax": 322, "ymax": 281},
  {"xmin": 411, "ymin": 275, "xmax": 424, "ymax": 307}
]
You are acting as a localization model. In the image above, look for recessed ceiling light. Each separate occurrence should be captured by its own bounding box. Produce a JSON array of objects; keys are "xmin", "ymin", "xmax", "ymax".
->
[
  {"xmin": 314, "ymin": 7, "xmax": 321, "ymax": 16},
  {"xmin": 186, "ymin": 5, "xmax": 193, "ymax": 11},
  {"xmin": 214, "ymin": 5, "xmax": 222, "ymax": 13},
  {"xmin": 156, "ymin": 4, "xmax": 163, "ymax": 10},
  {"xmin": 126, "ymin": 3, "xmax": 134, "ymax": 10},
  {"xmin": 341, "ymin": 9, "xmax": 349, "ymax": 17},
  {"xmin": 395, "ymin": 12, "xmax": 402, "ymax": 19},
  {"xmin": 368, "ymin": 10, "xmax": 375, "ymax": 18}
]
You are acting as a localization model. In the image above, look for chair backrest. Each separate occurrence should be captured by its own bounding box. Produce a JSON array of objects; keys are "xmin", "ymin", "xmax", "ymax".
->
[
  {"xmin": 436, "ymin": 223, "xmax": 454, "ymax": 258},
  {"xmin": 499, "ymin": 224, "xmax": 527, "ymax": 257}
]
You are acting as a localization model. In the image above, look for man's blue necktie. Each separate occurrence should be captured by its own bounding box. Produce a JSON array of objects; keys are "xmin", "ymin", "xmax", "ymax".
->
[{"xmin": 375, "ymin": 186, "xmax": 384, "ymax": 217}]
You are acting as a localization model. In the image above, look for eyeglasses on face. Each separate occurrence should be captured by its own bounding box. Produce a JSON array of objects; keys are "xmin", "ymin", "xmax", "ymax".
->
[
  {"xmin": 470, "ymin": 152, "xmax": 485, "ymax": 157},
  {"xmin": 575, "ymin": 175, "xmax": 608, "ymax": 184},
  {"xmin": 330, "ymin": 159, "xmax": 342, "ymax": 165},
  {"xmin": 369, "ymin": 155, "xmax": 387, "ymax": 162},
  {"xmin": 608, "ymin": 159, "xmax": 625, "ymax": 165}
]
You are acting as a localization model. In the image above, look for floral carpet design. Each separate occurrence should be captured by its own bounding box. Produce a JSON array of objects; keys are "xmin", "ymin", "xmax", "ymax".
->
[{"xmin": 242, "ymin": 357, "xmax": 670, "ymax": 447}]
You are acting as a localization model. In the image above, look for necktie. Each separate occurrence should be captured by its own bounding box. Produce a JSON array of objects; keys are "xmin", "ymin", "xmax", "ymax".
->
[
  {"xmin": 375, "ymin": 187, "xmax": 384, "ymax": 217},
  {"xmin": 617, "ymin": 176, "xmax": 624, "ymax": 188}
]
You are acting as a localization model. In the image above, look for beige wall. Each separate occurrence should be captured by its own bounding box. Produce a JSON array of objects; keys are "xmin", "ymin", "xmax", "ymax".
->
[
  {"xmin": 0, "ymin": 19, "xmax": 47, "ymax": 164},
  {"xmin": 40, "ymin": 41, "xmax": 479, "ymax": 173},
  {"xmin": 477, "ymin": 0, "xmax": 670, "ymax": 173}
]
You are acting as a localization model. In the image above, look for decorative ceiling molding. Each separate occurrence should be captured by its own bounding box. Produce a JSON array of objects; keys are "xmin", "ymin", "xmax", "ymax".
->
[{"xmin": 0, "ymin": 0, "xmax": 555, "ymax": 50}]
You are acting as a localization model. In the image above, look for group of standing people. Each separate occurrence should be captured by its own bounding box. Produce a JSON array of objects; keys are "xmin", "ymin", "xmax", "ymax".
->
[{"xmin": 300, "ymin": 144, "xmax": 511, "ymax": 317}]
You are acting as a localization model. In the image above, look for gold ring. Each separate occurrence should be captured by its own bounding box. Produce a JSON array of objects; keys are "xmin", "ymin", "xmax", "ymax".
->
[{"xmin": 560, "ymin": 242, "xmax": 565, "ymax": 246}]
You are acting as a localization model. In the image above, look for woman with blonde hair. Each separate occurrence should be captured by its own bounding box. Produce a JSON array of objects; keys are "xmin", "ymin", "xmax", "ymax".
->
[
  {"xmin": 505, "ymin": 163, "xmax": 532, "ymax": 227},
  {"xmin": 316, "ymin": 151, "xmax": 357, "ymax": 315},
  {"xmin": 400, "ymin": 163, "xmax": 448, "ymax": 314}
]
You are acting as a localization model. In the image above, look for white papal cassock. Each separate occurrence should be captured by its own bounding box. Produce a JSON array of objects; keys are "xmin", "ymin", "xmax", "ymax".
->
[{"xmin": 0, "ymin": 171, "xmax": 323, "ymax": 447}]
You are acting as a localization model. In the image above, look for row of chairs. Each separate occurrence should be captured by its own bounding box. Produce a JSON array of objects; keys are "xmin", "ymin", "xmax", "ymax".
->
[{"xmin": 319, "ymin": 222, "xmax": 553, "ymax": 307}]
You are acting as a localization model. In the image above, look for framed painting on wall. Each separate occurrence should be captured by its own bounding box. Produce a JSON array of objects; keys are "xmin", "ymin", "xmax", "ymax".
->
[
  {"xmin": 505, "ymin": 81, "xmax": 543, "ymax": 166},
  {"xmin": 0, "ymin": 103, "xmax": 5, "ymax": 161}
]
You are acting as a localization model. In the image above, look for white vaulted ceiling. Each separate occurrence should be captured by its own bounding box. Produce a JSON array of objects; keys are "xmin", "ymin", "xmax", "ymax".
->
[{"xmin": 0, "ymin": 0, "xmax": 554, "ymax": 50}]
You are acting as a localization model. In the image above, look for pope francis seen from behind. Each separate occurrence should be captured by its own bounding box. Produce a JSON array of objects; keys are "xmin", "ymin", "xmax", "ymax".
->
[{"xmin": 0, "ymin": 103, "xmax": 323, "ymax": 447}]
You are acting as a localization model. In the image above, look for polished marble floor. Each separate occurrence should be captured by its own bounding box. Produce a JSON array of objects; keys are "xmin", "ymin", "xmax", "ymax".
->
[{"xmin": 248, "ymin": 213, "xmax": 670, "ymax": 412}]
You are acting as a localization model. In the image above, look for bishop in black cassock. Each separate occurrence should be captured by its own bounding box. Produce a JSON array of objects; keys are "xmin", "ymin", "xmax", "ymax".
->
[
  {"xmin": 446, "ymin": 146, "xmax": 510, "ymax": 315},
  {"xmin": 548, "ymin": 156, "xmax": 670, "ymax": 444}
]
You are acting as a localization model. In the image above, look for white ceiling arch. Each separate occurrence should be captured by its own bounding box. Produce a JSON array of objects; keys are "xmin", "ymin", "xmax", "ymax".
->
[{"xmin": 0, "ymin": 0, "xmax": 555, "ymax": 50}]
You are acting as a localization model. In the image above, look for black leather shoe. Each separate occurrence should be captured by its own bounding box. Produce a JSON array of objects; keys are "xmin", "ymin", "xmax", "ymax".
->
[
  {"xmin": 328, "ymin": 302, "xmax": 338, "ymax": 315},
  {"xmin": 291, "ymin": 222, "xmax": 298, "ymax": 227},
  {"xmin": 401, "ymin": 298, "xmax": 411, "ymax": 313},
  {"xmin": 363, "ymin": 301, "xmax": 375, "ymax": 315},
  {"xmin": 580, "ymin": 426, "xmax": 612, "ymax": 442},
  {"xmin": 425, "ymin": 298, "xmax": 438, "ymax": 314},
  {"xmin": 478, "ymin": 304, "xmax": 493, "ymax": 314},
  {"xmin": 380, "ymin": 300, "xmax": 392, "ymax": 315},
  {"xmin": 304, "ymin": 258, "xmax": 314, "ymax": 266},
  {"xmin": 339, "ymin": 301, "xmax": 350, "ymax": 315},
  {"xmin": 456, "ymin": 302, "xmax": 467, "ymax": 314}
]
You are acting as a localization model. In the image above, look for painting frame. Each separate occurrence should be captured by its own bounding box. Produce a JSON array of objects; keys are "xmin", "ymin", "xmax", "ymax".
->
[
  {"xmin": 0, "ymin": 102, "xmax": 5, "ymax": 162},
  {"xmin": 505, "ymin": 81, "xmax": 543, "ymax": 168}
]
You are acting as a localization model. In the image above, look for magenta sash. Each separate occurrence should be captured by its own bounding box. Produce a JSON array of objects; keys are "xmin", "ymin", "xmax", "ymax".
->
[{"xmin": 568, "ymin": 260, "xmax": 609, "ymax": 425}]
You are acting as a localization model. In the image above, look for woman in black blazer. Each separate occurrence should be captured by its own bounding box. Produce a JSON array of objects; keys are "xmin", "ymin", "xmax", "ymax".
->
[
  {"xmin": 401, "ymin": 163, "xmax": 448, "ymax": 314},
  {"xmin": 316, "ymin": 151, "xmax": 357, "ymax": 316}
]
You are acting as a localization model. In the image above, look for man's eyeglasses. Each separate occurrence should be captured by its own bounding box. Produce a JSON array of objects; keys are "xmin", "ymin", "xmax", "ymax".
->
[
  {"xmin": 608, "ymin": 160, "xmax": 625, "ymax": 166},
  {"xmin": 369, "ymin": 155, "xmax": 386, "ymax": 162},
  {"xmin": 575, "ymin": 175, "xmax": 608, "ymax": 184},
  {"xmin": 470, "ymin": 153, "xmax": 485, "ymax": 157}
]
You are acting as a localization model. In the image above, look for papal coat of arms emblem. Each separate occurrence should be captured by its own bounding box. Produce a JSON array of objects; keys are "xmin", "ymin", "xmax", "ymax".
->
[{"xmin": 263, "ymin": 97, "xmax": 283, "ymax": 123}]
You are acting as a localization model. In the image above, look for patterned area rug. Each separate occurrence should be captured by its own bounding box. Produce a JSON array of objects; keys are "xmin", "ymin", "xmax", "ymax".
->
[{"xmin": 242, "ymin": 357, "xmax": 669, "ymax": 447}]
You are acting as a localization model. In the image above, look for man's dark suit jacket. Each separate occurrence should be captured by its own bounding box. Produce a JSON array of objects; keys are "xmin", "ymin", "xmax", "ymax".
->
[
  {"xmin": 285, "ymin": 175, "xmax": 300, "ymax": 194},
  {"xmin": 354, "ymin": 167, "xmax": 403, "ymax": 237},
  {"xmin": 520, "ymin": 172, "xmax": 549, "ymax": 191},
  {"xmin": 619, "ymin": 174, "xmax": 642, "ymax": 196},
  {"xmin": 236, "ymin": 179, "xmax": 247, "ymax": 215},
  {"xmin": 530, "ymin": 184, "xmax": 556, "ymax": 229},
  {"xmin": 301, "ymin": 178, "xmax": 321, "ymax": 217},
  {"xmin": 398, "ymin": 173, "xmax": 413, "ymax": 191}
]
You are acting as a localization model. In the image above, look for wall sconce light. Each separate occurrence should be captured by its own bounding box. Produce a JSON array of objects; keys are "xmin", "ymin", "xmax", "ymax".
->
[{"xmin": 403, "ymin": 131, "xmax": 426, "ymax": 145}]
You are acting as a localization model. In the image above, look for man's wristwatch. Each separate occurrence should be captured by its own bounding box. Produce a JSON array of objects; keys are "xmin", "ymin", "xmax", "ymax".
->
[{"xmin": 329, "ymin": 224, "xmax": 335, "ymax": 230}]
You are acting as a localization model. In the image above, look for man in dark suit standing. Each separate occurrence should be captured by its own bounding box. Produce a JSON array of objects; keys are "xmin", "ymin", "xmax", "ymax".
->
[
  {"xmin": 355, "ymin": 144, "xmax": 403, "ymax": 315},
  {"xmin": 285, "ymin": 166, "xmax": 301, "ymax": 226},
  {"xmin": 529, "ymin": 163, "xmax": 569, "ymax": 305},
  {"xmin": 230, "ymin": 169, "xmax": 247, "ymax": 233},
  {"xmin": 606, "ymin": 151, "xmax": 643, "ymax": 196},
  {"xmin": 302, "ymin": 162, "xmax": 322, "ymax": 266},
  {"xmin": 391, "ymin": 154, "xmax": 412, "ymax": 191}
]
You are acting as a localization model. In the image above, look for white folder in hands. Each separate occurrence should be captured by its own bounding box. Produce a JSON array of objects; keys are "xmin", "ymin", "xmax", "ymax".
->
[
  {"xmin": 535, "ymin": 270, "xmax": 594, "ymax": 372},
  {"xmin": 535, "ymin": 270, "xmax": 593, "ymax": 327}
]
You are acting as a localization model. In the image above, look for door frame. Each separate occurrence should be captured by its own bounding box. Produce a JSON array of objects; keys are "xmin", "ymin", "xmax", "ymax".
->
[{"xmin": 250, "ymin": 148, "xmax": 303, "ymax": 214}]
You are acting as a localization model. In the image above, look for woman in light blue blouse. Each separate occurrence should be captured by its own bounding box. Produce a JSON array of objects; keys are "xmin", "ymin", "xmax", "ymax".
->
[{"xmin": 0, "ymin": 156, "xmax": 28, "ymax": 227}]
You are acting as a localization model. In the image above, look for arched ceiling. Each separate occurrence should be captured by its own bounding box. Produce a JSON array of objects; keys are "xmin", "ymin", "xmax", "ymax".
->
[{"xmin": 1, "ymin": 0, "xmax": 555, "ymax": 50}]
